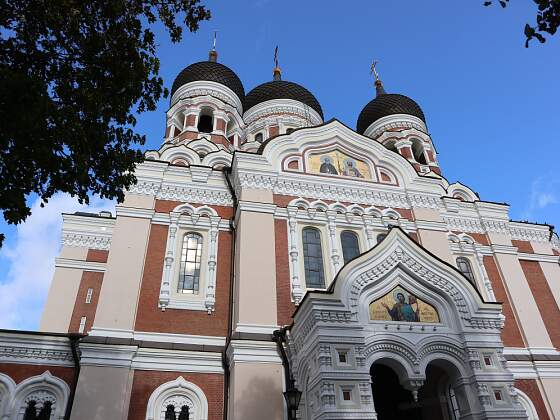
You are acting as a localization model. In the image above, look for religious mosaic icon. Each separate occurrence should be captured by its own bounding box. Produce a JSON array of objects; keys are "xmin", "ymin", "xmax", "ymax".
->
[
  {"xmin": 308, "ymin": 150, "xmax": 372, "ymax": 180},
  {"xmin": 369, "ymin": 286, "xmax": 439, "ymax": 323}
]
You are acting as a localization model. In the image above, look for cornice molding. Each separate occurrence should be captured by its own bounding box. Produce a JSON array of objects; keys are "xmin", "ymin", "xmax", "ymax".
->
[
  {"xmin": 54, "ymin": 258, "xmax": 106, "ymax": 272},
  {"xmin": 61, "ymin": 231, "xmax": 111, "ymax": 250},
  {"xmin": 243, "ymin": 99, "xmax": 322, "ymax": 127},
  {"xmin": 0, "ymin": 333, "xmax": 74, "ymax": 366}
]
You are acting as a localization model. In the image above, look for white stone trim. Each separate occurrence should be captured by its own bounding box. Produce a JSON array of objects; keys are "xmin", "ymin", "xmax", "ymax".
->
[
  {"xmin": 0, "ymin": 373, "xmax": 16, "ymax": 419},
  {"xmin": 517, "ymin": 253, "xmax": 560, "ymax": 263},
  {"xmin": 134, "ymin": 348, "xmax": 223, "ymax": 373},
  {"xmin": 87, "ymin": 328, "xmax": 225, "ymax": 348},
  {"xmin": 170, "ymin": 79, "xmax": 243, "ymax": 114},
  {"xmin": 54, "ymin": 258, "xmax": 106, "ymax": 272},
  {"xmin": 364, "ymin": 114, "xmax": 427, "ymax": 139},
  {"xmin": 8, "ymin": 371, "xmax": 70, "ymax": 420},
  {"xmin": 61, "ymin": 213, "xmax": 114, "ymax": 250},
  {"xmin": 226, "ymin": 340, "xmax": 282, "ymax": 364},
  {"xmin": 145, "ymin": 376, "xmax": 209, "ymax": 420},
  {"xmin": 515, "ymin": 388, "xmax": 540, "ymax": 420},
  {"xmin": 0, "ymin": 333, "xmax": 73, "ymax": 367},
  {"xmin": 158, "ymin": 204, "xmax": 221, "ymax": 313},
  {"xmin": 243, "ymin": 98, "xmax": 323, "ymax": 127},
  {"xmin": 234, "ymin": 323, "xmax": 279, "ymax": 335}
]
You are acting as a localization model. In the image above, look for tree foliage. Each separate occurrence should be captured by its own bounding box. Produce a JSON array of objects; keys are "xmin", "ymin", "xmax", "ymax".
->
[
  {"xmin": 484, "ymin": 0, "xmax": 560, "ymax": 47},
  {"xmin": 0, "ymin": 0, "xmax": 210, "ymax": 245}
]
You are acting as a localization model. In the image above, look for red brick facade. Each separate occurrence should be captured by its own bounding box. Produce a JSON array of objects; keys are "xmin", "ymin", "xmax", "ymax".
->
[
  {"xmin": 275, "ymin": 219, "xmax": 296, "ymax": 326},
  {"xmin": 0, "ymin": 363, "xmax": 74, "ymax": 386},
  {"xmin": 127, "ymin": 370, "xmax": 224, "ymax": 420},
  {"xmin": 519, "ymin": 260, "xmax": 560, "ymax": 349},
  {"xmin": 515, "ymin": 379, "xmax": 550, "ymax": 420},
  {"xmin": 512, "ymin": 240, "xmax": 534, "ymax": 254},
  {"xmin": 154, "ymin": 200, "xmax": 234, "ymax": 219},
  {"xmin": 483, "ymin": 256, "xmax": 525, "ymax": 347},
  {"xmin": 68, "ymin": 271, "xmax": 104, "ymax": 334},
  {"xmin": 134, "ymin": 224, "xmax": 232, "ymax": 336}
]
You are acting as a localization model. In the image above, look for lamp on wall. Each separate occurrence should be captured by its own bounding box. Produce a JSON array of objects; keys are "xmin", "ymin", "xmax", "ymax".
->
[{"xmin": 283, "ymin": 381, "xmax": 302, "ymax": 420}]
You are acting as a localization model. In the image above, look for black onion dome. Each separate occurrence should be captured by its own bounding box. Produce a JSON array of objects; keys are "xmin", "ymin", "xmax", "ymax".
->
[
  {"xmin": 356, "ymin": 93, "xmax": 426, "ymax": 134},
  {"xmin": 170, "ymin": 61, "xmax": 245, "ymax": 103},
  {"xmin": 244, "ymin": 80, "xmax": 323, "ymax": 119}
]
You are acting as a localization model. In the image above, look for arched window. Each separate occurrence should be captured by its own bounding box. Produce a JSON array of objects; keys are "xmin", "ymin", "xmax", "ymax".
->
[
  {"xmin": 23, "ymin": 400, "xmax": 38, "ymax": 420},
  {"xmin": 376, "ymin": 233, "xmax": 387, "ymax": 244},
  {"xmin": 12, "ymin": 372, "xmax": 69, "ymax": 420},
  {"xmin": 178, "ymin": 406, "xmax": 190, "ymax": 420},
  {"xmin": 302, "ymin": 227, "xmax": 325, "ymax": 288},
  {"xmin": 197, "ymin": 108, "xmax": 214, "ymax": 133},
  {"xmin": 254, "ymin": 132, "xmax": 264, "ymax": 143},
  {"xmin": 145, "ymin": 376, "xmax": 208, "ymax": 420},
  {"xmin": 411, "ymin": 139, "xmax": 428, "ymax": 165},
  {"xmin": 456, "ymin": 257, "xmax": 475, "ymax": 284},
  {"xmin": 165, "ymin": 405, "xmax": 176, "ymax": 420},
  {"xmin": 37, "ymin": 401, "xmax": 52, "ymax": 420},
  {"xmin": 341, "ymin": 231, "xmax": 360, "ymax": 263},
  {"xmin": 178, "ymin": 233, "xmax": 203, "ymax": 294},
  {"xmin": 385, "ymin": 140, "xmax": 398, "ymax": 153},
  {"xmin": 447, "ymin": 385, "xmax": 461, "ymax": 420}
]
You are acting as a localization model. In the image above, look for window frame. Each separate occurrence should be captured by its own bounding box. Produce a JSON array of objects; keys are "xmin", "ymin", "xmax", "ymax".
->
[
  {"xmin": 340, "ymin": 230, "xmax": 361, "ymax": 264},
  {"xmin": 85, "ymin": 288, "xmax": 93, "ymax": 304},
  {"xmin": 302, "ymin": 226, "xmax": 327, "ymax": 289},
  {"xmin": 177, "ymin": 232, "xmax": 204, "ymax": 295},
  {"xmin": 158, "ymin": 206, "xmax": 223, "ymax": 313},
  {"xmin": 456, "ymin": 256, "xmax": 476, "ymax": 284}
]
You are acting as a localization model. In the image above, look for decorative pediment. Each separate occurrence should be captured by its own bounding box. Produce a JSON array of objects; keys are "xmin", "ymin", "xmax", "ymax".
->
[
  {"xmin": 257, "ymin": 119, "xmax": 447, "ymax": 193},
  {"xmin": 302, "ymin": 227, "xmax": 502, "ymax": 330}
]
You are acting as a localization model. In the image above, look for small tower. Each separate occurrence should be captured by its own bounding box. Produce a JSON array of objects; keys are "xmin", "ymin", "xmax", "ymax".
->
[
  {"xmin": 164, "ymin": 39, "xmax": 245, "ymax": 151},
  {"xmin": 241, "ymin": 47, "xmax": 324, "ymax": 151},
  {"xmin": 357, "ymin": 62, "xmax": 441, "ymax": 175}
]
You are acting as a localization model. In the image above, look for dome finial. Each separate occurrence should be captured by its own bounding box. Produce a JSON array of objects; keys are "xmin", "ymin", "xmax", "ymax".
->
[
  {"xmin": 208, "ymin": 30, "xmax": 218, "ymax": 62},
  {"xmin": 370, "ymin": 60, "xmax": 386, "ymax": 96},
  {"xmin": 273, "ymin": 45, "xmax": 282, "ymax": 81}
]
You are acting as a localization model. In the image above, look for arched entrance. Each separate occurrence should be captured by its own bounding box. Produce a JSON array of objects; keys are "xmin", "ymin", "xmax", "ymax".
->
[
  {"xmin": 371, "ymin": 360, "xmax": 464, "ymax": 420},
  {"xmin": 371, "ymin": 362, "xmax": 420, "ymax": 420}
]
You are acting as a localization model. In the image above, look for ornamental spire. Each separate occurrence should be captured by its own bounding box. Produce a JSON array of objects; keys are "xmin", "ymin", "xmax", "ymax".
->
[
  {"xmin": 370, "ymin": 60, "xmax": 386, "ymax": 96},
  {"xmin": 273, "ymin": 45, "xmax": 282, "ymax": 81},
  {"xmin": 208, "ymin": 30, "xmax": 218, "ymax": 62}
]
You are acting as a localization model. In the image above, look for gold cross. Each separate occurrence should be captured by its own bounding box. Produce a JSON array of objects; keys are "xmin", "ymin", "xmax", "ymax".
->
[{"xmin": 370, "ymin": 60, "xmax": 380, "ymax": 82}]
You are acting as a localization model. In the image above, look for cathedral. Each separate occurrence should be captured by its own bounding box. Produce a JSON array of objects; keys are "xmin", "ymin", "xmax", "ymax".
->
[{"xmin": 1, "ymin": 45, "xmax": 559, "ymax": 420}]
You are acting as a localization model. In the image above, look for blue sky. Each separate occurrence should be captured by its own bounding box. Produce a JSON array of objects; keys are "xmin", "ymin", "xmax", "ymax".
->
[{"xmin": 1, "ymin": 1, "xmax": 559, "ymax": 330}]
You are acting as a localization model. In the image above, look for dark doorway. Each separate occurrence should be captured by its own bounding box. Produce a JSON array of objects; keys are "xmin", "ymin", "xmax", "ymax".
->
[
  {"xmin": 371, "ymin": 361, "xmax": 460, "ymax": 420},
  {"xmin": 371, "ymin": 363, "xmax": 422, "ymax": 420}
]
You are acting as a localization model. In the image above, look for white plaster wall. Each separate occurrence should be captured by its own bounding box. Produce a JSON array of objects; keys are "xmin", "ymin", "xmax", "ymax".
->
[
  {"xmin": 59, "ymin": 245, "xmax": 89, "ymax": 260},
  {"xmin": 39, "ymin": 266, "xmax": 83, "ymax": 332},
  {"xmin": 539, "ymin": 261, "xmax": 560, "ymax": 310},
  {"xmin": 93, "ymin": 214, "xmax": 151, "ymax": 330},
  {"xmin": 230, "ymin": 362, "xmax": 284, "ymax": 420},
  {"xmin": 530, "ymin": 241, "xmax": 553, "ymax": 255},
  {"xmin": 412, "ymin": 207, "xmax": 443, "ymax": 223},
  {"xmin": 539, "ymin": 377, "xmax": 560, "ymax": 420},
  {"xmin": 416, "ymin": 229, "xmax": 454, "ymax": 264},
  {"xmin": 71, "ymin": 365, "xmax": 133, "ymax": 420},
  {"xmin": 487, "ymin": 232, "xmax": 512, "ymax": 246},
  {"xmin": 234, "ymin": 211, "xmax": 278, "ymax": 329},
  {"xmin": 239, "ymin": 188, "xmax": 273, "ymax": 203},
  {"xmin": 122, "ymin": 193, "xmax": 155, "ymax": 209},
  {"xmin": 494, "ymin": 253, "xmax": 553, "ymax": 348}
]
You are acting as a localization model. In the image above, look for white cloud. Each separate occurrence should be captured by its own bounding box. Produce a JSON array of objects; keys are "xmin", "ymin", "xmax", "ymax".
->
[
  {"xmin": 536, "ymin": 192, "xmax": 557, "ymax": 209},
  {"xmin": 0, "ymin": 194, "xmax": 114, "ymax": 331},
  {"xmin": 523, "ymin": 175, "xmax": 560, "ymax": 221}
]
